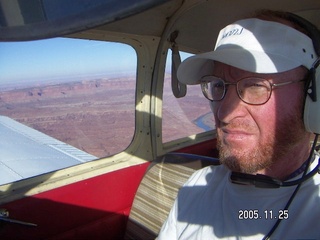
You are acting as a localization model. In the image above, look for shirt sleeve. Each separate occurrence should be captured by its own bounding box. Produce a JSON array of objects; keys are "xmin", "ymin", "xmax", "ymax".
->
[
  {"xmin": 157, "ymin": 197, "xmax": 178, "ymax": 240},
  {"xmin": 157, "ymin": 166, "xmax": 214, "ymax": 239}
]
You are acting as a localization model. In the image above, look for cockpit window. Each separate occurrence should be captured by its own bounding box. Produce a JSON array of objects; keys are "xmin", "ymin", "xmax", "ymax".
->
[
  {"xmin": 0, "ymin": 38, "xmax": 136, "ymax": 184},
  {"xmin": 162, "ymin": 51, "xmax": 215, "ymax": 143}
]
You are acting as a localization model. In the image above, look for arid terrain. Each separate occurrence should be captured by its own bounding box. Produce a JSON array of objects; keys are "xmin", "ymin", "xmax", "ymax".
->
[
  {"xmin": 0, "ymin": 76, "xmax": 214, "ymax": 158},
  {"xmin": 0, "ymin": 77, "xmax": 136, "ymax": 158}
]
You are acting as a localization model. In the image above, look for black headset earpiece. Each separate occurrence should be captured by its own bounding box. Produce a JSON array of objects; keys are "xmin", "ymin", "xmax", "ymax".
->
[{"xmin": 286, "ymin": 12, "xmax": 320, "ymax": 134}]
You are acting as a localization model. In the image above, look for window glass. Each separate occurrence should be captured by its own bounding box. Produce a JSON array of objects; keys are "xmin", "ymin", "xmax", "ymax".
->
[
  {"xmin": 162, "ymin": 51, "xmax": 215, "ymax": 143},
  {"xmin": 0, "ymin": 38, "xmax": 136, "ymax": 184}
]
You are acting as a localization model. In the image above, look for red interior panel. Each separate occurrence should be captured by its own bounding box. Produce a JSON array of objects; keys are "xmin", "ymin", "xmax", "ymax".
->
[
  {"xmin": 0, "ymin": 162, "xmax": 150, "ymax": 240},
  {"xmin": 178, "ymin": 138, "xmax": 218, "ymax": 157}
]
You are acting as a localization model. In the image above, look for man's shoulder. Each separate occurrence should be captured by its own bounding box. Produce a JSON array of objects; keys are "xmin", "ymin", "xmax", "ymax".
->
[{"xmin": 184, "ymin": 164, "xmax": 229, "ymax": 187}]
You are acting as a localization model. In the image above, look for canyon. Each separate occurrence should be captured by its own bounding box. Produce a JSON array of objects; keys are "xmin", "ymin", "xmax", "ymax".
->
[{"xmin": 0, "ymin": 76, "xmax": 214, "ymax": 158}]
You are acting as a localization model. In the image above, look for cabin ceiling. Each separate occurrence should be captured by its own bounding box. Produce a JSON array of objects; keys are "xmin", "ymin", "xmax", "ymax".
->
[
  {"xmin": 95, "ymin": 0, "xmax": 183, "ymax": 37},
  {"xmin": 89, "ymin": 0, "xmax": 320, "ymax": 54}
]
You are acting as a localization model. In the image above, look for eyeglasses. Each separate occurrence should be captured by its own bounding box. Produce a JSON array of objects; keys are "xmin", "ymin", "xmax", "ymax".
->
[{"xmin": 200, "ymin": 75, "xmax": 305, "ymax": 105}]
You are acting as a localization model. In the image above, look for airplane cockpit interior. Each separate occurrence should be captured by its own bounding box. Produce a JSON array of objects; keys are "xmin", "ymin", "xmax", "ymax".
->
[{"xmin": 0, "ymin": 1, "xmax": 319, "ymax": 239}]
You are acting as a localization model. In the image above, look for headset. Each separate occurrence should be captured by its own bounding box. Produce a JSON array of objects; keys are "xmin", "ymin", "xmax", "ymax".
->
[{"xmin": 289, "ymin": 13, "xmax": 320, "ymax": 134}]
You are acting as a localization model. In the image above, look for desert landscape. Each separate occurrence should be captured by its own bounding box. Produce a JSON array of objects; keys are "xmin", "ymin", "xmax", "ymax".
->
[{"xmin": 0, "ymin": 75, "xmax": 214, "ymax": 158}]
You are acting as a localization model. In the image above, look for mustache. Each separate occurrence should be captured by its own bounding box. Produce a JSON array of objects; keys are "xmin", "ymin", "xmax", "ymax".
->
[{"xmin": 217, "ymin": 121, "xmax": 254, "ymax": 132}]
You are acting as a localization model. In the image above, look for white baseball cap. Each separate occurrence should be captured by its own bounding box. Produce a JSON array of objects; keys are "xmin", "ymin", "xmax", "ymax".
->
[{"xmin": 177, "ymin": 18, "xmax": 318, "ymax": 85}]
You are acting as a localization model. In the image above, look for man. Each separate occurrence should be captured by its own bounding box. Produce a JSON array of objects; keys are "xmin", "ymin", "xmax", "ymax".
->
[{"xmin": 157, "ymin": 10, "xmax": 320, "ymax": 239}]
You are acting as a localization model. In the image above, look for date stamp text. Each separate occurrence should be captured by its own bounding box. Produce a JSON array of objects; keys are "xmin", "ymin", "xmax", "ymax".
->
[{"xmin": 238, "ymin": 210, "xmax": 289, "ymax": 220}]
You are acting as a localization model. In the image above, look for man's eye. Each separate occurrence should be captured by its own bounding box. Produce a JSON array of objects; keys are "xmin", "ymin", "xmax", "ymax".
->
[
  {"xmin": 243, "ymin": 79, "xmax": 269, "ymax": 90},
  {"xmin": 250, "ymin": 83, "xmax": 265, "ymax": 88},
  {"xmin": 212, "ymin": 82, "xmax": 224, "ymax": 88}
]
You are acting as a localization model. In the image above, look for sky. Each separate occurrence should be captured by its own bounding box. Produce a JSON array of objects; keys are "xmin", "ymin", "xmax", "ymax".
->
[
  {"xmin": 0, "ymin": 37, "xmax": 138, "ymax": 87},
  {"xmin": 0, "ymin": 37, "xmax": 193, "ymax": 90}
]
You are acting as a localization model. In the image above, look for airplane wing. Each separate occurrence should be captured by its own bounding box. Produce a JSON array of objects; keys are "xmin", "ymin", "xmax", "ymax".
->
[{"xmin": 0, "ymin": 116, "xmax": 97, "ymax": 185}]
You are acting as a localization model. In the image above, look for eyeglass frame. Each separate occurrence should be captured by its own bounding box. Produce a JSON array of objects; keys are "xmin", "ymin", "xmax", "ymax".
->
[{"xmin": 200, "ymin": 75, "xmax": 307, "ymax": 105}]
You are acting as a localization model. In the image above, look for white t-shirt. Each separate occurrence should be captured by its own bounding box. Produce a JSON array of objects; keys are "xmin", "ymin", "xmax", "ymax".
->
[{"xmin": 158, "ymin": 158, "xmax": 320, "ymax": 239}]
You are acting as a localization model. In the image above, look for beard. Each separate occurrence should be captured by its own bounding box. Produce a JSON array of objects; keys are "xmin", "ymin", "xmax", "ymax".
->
[{"xmin": 217, "ymin": 105, "xmax": 307, "ymax": 174}]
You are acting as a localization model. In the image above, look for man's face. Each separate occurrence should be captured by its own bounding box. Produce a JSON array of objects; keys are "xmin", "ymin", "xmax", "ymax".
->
[{"xmin": 211, "ymin": 62, "xmax": 309, "ymax": 175}]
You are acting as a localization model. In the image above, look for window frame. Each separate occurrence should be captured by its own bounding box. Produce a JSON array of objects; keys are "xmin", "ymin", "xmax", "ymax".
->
[{"xmin": 0, "ymin": 31, "xmax": 158, "ymax": 202}]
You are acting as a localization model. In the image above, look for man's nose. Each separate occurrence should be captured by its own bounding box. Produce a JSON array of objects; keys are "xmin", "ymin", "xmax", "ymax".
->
[{"xmin": 214, "ymin": 85, "xmax": 246, "ymax": 123}]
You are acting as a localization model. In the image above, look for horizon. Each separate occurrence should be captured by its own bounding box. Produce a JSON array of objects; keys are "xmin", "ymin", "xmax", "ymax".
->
[
  {"xmin": 0, "ymin": 37, "xmax": 137, "ymax": 85},
  {"xmin": 0, "ymin": 37, "xmax": 192, "ymax": 89}
]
